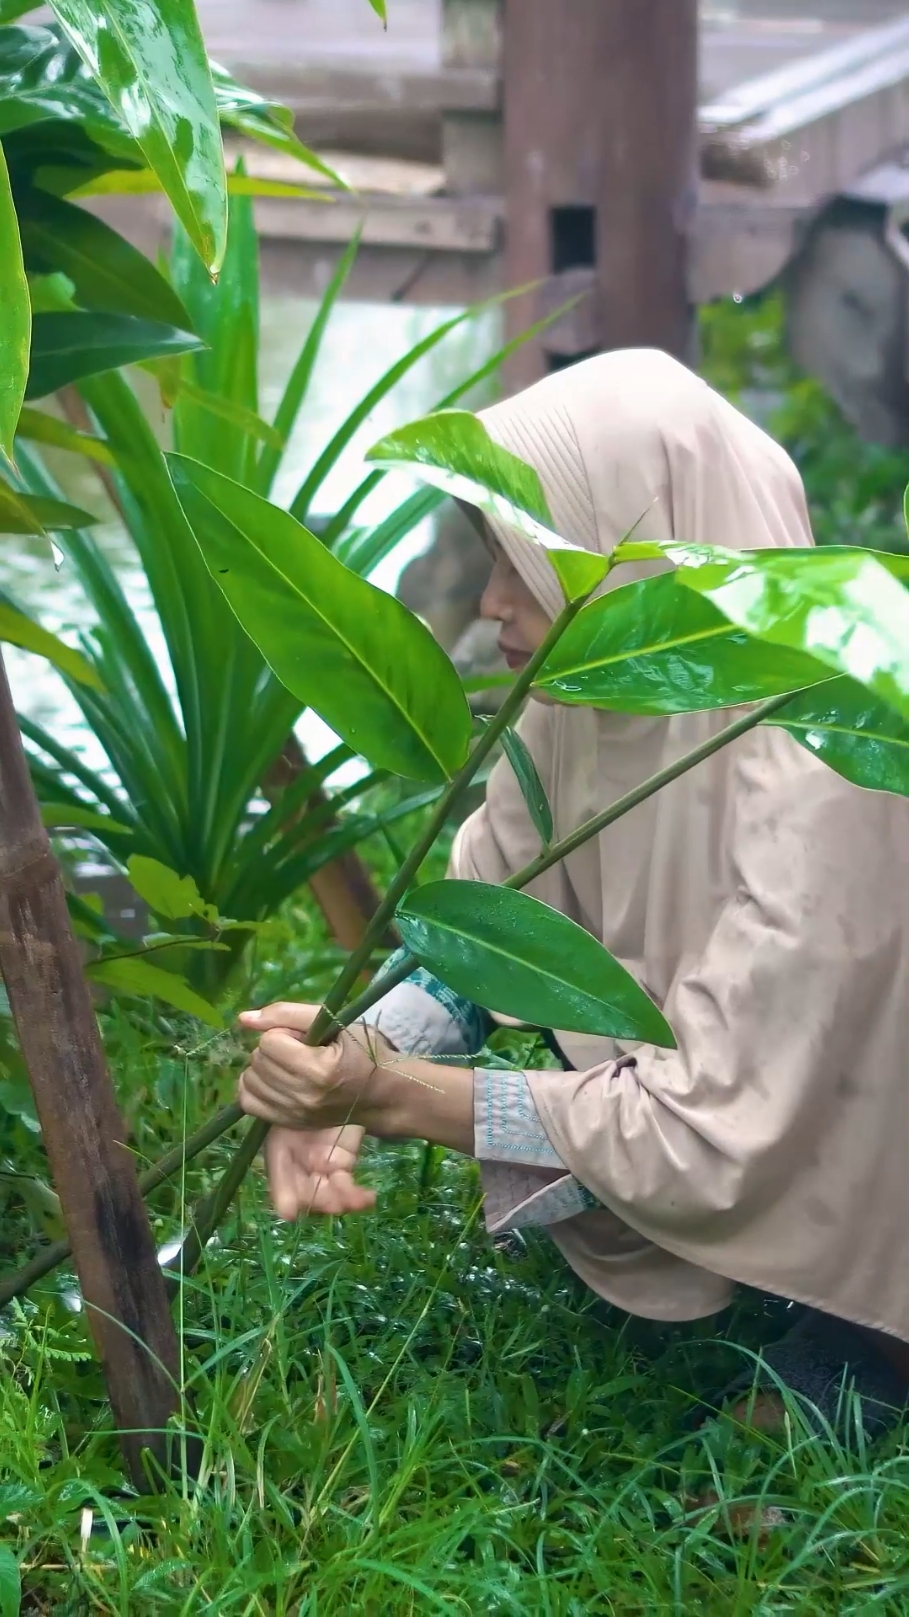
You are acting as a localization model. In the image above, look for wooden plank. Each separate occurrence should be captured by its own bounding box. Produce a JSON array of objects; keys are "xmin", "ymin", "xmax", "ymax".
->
[
  {"xmin": 502, "ymin": 0, "xmax": 698, "ymax": 389},
  {"xmin": 0, "ymin": 651, "xmax": 181, "ymax": 1490},
  {"xmin": 249, "ymin": 193, "xmax": 502, "ymax": 253},
  {"xmin": 702, "ymin": 18, "xmax": 909, "ymax": 199},
  {"xmin": 701, "ymin": 14, "xmax": 909, "ymax": 129}
]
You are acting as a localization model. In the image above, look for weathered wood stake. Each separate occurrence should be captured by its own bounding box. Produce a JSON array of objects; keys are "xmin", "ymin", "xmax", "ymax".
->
[{"xmin": 0, "ymin": 648, "xmax": 181, "ymax": 1489}]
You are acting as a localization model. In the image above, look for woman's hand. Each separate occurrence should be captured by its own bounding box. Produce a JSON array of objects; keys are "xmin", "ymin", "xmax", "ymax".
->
[
  {"xmin": 237, "ymin": 1001, "xmax": 392, "ymax": 1132},
  {"xmin": 238, "ymin": 998, "xmax": 476, "ymax": 1159},
  {"xmin": 264, "ymin": 1125, "xmax": 376, "ymax": 1220}
]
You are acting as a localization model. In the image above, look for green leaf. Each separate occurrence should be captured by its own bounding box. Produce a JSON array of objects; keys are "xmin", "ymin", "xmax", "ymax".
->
[
  {"xmin": 665, "ymin": 542, "xmax": 909, "ymax": 723},
  {"xmin": 86, "ymin": 953, "xmax": 222, "ymax": 1026},
  {"xmin": 500, "ymin": 726, "xmax": 552, "ymax": 845},
  {"xmin": 15, "ymin": 404, "xmax": 113, "ymax": 464},
  {"xmin": 333, "ymin": 486, "xmax": 445, "ymax": 579},
  {"xmin": 0, "ymin": 603, "xmax": 102, "ymax": 687},
  {"xmin": 48, "ymin": 0, "xmax": 227, "ymax": 273},
  {"xmin": 59, "ymin": 166, "xmax": 328, "ymax": 200},
  {"xmin": 536, "ymin": 571, "xmax": 832, "ymax": 713},
  {"xmin": 26, "ymin": 311, "xmax": 203, "ymax": 398},
  {"xmin": 210, "ymin": 64, "xmax": 346, "ymax": 186},
  {"xmin": 367, "ymin": 0, "xmax": 387, "ymax": 22},
  {"xmin": 366, "ymin": 410, "xmax": 608, "ymax": 601},
  {"xmin": 27, "ymin": 271, "xmax": 77, "ymax": 313},
  {"xmin": 256, "ymin": 227, "xmax": 361, "ymax": 496},
  {"xmin": 168, "ymin": 455, "xmax": 473, "ymax": 784},
  {"xmin": 0, "ymin": 482, "xmax": 96, "ymax": 533},
  {"xmin": 0, "ymin": 1542, "xmax": 21, "ymax": 1617},
  {"xmin": 18, "ymin": 189, "xmax": 194, "ymax": 326},
  {"xmin": 171, "ymin": 381, "xmax": 283, "ymax": 450},
  {"xmin": 41, "ymin": 801, "xmax": 131, "ymax": 832},
  {"xmin": 127, "ymin": 854, "xmax": 215, "ymax": 922},
  {"xmin": 0, "ymin": 141, "xmax": 30, "ymax": 461},
  {"xmin": 396, "ymin": 882, "xmax": 676, "ymax": 1045},
  {"xmin": 767, "ymin": 677, "xmax": 909, "ymax": 797},
  {"xmin": 0, "ymin": 0, "xmax": 41, "ymax": 19}
]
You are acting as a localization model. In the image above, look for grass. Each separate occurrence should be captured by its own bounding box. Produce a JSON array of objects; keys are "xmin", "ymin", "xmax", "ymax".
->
[
  {"xmin": 2, "ymin": 296, "xmax": 909, "ymax": 1610},
  {"xmin": 4, "ymin": 1115, "xmax": 909, "ymax": 1612}
]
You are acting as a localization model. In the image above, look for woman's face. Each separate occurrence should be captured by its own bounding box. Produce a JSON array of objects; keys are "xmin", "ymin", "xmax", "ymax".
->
[{"xmin": 479, "ymin": 543, "xmax": 552, "ymax": 673}]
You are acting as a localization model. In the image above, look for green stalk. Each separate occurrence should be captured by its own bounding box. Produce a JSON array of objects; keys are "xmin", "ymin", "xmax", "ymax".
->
[
  {"xmin": 506, "ymin": 690, "xmax": 797, "ymax": 891},
  {"xmin": 0, "ymin": 689, "xmax": 795, "ymax": 1307}
]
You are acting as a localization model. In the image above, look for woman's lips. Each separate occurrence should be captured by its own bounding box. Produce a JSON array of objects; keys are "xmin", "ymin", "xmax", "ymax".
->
[{"xmin": 499, "ymin": 641, "xmax": 530, "ymax": 671}]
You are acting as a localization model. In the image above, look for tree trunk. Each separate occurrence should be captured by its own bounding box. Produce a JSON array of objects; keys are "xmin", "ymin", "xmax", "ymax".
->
[{"xmin": 0, "ymin": 649, "xmax": 181, "ymax": 1489}]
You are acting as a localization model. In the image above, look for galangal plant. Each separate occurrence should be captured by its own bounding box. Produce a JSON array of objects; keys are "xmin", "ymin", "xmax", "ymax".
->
[{"xmin": 6, "ymin": 405, "xmax": 909, "ymax": 1303}]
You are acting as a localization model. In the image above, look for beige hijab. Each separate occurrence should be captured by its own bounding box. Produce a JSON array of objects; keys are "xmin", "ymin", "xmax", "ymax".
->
[{"xmin": 452, "ymin": 350, "xmax": 909, "ymax": 1341}]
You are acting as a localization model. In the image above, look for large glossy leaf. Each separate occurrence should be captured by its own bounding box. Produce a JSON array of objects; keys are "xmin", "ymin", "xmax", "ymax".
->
[
  {"xmin": 0, "ymin": 602, "xmax": 102, "ymax": 687},
  {"xmin": 169, "ymin": 455, "xmax": 473, "ymax": 783},
  {"xmin": 618, "ymin": 539, "xmax": 909, "ymax": 724},
  {"xmin": 0, "ymin": 141, "xmax": 30, "ymax": 461},
  {"xmin": 537, "ymin": 571, "xmax": 832, "ymax": 713},
  {"xmin": 26, "ymin": 310, "xmax": 203, "ymax": 397},
  {"xmin": 0, "ymin": 481, "xmax": 95, "ymax": 532},
  {"xmin": 18, "ymin": 188, "xmax": 193, "ymax": 326},
  {"xmin": 0, "ymin": 25, "xmax": 130, "ymax": 144},
  {"xmin": 86, "ymin": 953, "xmax": 222, "ymax": 1026},
  {"xmin": 396, "ymin": 881, "xmax": 675, "ymax": 1045},
  {"xmin": 366, "ymin": 410, "xmax": 608, "ymax": 601},
  {"xmin": 767, "ymin": 678, "xmax": 909, "ymax": 797},
  {"xmin": 47, "ymin": 0, "xmax": 227, "ymax": 272}
]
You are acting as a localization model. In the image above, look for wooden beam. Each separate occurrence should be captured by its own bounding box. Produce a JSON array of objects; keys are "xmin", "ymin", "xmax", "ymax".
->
[
  {"xmin": 502, "ymin": 0, "xmax": 698, "ymax": 390},
  {"xmin": 0, "ymin": 651, "xmax": 181, "ymax": 1490}
]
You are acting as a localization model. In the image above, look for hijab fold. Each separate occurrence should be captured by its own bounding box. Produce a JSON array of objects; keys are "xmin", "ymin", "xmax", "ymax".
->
[{"xmin": 451, "ymin": 351, "xmax": 909, "ymax": 1340}]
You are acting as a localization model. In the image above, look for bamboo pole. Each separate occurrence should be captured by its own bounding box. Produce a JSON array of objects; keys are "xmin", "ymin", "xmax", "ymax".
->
[{"xmin": 0, "ymin": 648, "xmax": 181, "ymax": 1489}]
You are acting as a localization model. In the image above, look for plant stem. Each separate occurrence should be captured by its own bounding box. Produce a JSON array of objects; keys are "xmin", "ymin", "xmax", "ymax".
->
[
  {"xmin": 0, "ymin": 689, "xmax": 794, "ymax": 1307},
  {"xmin": 506, "ymin": 690, "xmax": 796, "ymax": 891}
]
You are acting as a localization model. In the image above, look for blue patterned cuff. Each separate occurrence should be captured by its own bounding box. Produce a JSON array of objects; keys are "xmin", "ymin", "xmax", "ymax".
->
[
  {"xmin": 473, "ymin": 1066, "xmax": 603, "ymax": 1232},
  {"xmin": 474, "ymin": 1067, "xmax": 565, "ymax": 1167}
]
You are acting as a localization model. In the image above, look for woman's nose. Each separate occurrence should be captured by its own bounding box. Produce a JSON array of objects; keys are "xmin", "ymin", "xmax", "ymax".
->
[{"xmin": 480, "ymin": 564, "xmax": 510, "ymax": 623}]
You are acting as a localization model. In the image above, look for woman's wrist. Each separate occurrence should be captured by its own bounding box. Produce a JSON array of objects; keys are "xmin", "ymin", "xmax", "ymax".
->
[{"xmin": 355, "ymin": 1051, "xmax": 475, "ymax": 1155}]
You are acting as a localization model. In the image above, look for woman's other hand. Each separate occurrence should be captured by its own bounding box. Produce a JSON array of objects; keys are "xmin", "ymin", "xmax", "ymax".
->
[{"xmin": 264, "ymin": 1125, "xmax": 375, "ymax": 1220}]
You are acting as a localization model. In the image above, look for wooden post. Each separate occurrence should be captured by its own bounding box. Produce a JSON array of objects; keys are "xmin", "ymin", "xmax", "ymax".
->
[
  {"xmin": 503, "ymin": 0, "xmax": 698, "ymax": 390},
  {"xmin": 0, "ymin": 650, "xmax": 181, "ymax": 1489},
  {"xmin": 442, "ymin": 0, "xmax": 503, "ymax": 195}
]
